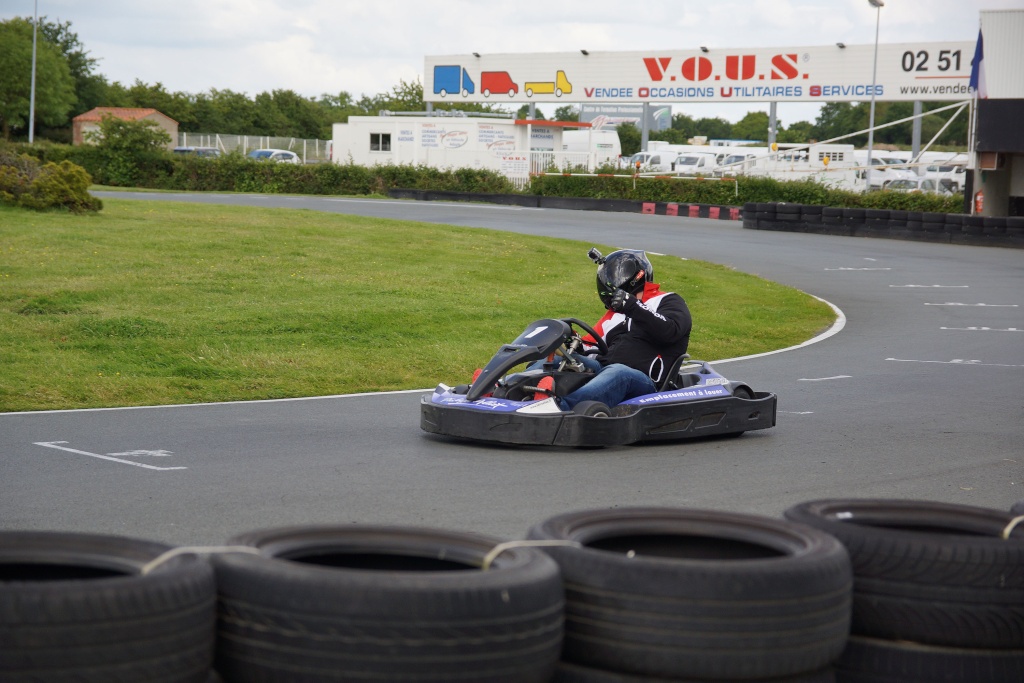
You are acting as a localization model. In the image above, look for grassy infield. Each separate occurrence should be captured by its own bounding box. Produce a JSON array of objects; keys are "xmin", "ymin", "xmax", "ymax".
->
[{"xmin": 0, "ymin": 198, "xmax": 835, "ymax": 412}]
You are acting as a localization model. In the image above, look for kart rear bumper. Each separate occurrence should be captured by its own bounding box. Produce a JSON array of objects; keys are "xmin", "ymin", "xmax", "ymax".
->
[{"xmin": 420, "ymin": 391, "xmax": 777, "ymax": 447}]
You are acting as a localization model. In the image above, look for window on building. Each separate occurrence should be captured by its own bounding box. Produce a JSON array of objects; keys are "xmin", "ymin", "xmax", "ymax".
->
[{"xmin": 370, "ymin": 133, "xmax": 391, "ymax": 152}]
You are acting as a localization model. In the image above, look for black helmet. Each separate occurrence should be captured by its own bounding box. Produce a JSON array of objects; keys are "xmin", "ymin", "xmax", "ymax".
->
[{"xmin": 593, "ymin": 249, "xmax": 653, "ymax": 307}]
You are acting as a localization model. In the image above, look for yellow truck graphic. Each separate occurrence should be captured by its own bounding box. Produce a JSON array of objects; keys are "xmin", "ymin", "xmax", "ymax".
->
[{"xmin": 524, "ymin": 70, "xmax": 573, "ymax": 98}]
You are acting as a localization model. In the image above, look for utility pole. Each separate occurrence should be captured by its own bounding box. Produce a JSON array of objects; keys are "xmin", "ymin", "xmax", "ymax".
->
[{"xmin": 29, "ymin": 0, "xmax": 38, "ymax": 143}]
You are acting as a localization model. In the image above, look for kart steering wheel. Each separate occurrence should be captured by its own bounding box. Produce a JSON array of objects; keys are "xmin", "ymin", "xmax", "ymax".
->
[{"xmin": 560, "ymin": 318, "xmax": 608, "ymax": 356}]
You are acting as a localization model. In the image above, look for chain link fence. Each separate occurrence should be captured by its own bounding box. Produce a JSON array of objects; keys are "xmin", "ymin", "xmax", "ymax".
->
[{"xmin": 176, "ymin": 133, "xmax": 332, "ymax": 163}]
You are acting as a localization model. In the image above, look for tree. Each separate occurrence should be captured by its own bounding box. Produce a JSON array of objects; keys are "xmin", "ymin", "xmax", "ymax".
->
[
  {"xmin": 778, "ymin": 120, "xmax": 816, "ymax": 144},
  {"xmin": 0, "ymin": 18, "xmax": 76, "ymax": 139},
  {"xmin": 731, "ymin": 111, "xmax": 771, "ymax": 142},
  {"xmin": 35, "ymin": 17, "xmax": 108, "ymax": 118},
  {"xmin": 85, "ymin": 115, "xmax": 171, "ymax": 186},
  {"xmin": 692, "ymin": 117, "xmax": 732, "ymax": 141},
  {"xmin": 553, "ymin": 105, "xmax": 579, "ymax": 122},
  {"xmin": 815, "ymin": 102, "xmax": 867, "ymax": 145},
  {"xmin": 616, "ymin": 122, "xmax": 641, "ymax": 156}
]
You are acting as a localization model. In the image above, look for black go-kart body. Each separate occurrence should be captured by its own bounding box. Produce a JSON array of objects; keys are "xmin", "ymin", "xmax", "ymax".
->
[{"xmin": 420, "ymin": 318, "xmax": 777, "ymax": 447}]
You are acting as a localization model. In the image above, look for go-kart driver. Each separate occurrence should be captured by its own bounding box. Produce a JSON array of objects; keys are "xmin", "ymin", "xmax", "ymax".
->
[{"xmin": 549, "ymin": 248, "xmax": 692, "ymax": 411}]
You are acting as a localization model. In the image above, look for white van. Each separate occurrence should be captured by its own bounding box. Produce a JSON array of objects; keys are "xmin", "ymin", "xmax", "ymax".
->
[
  {"xmin": 625, "ymin": 151, "xmax": 676, "ymax": 173},
  {"xmin": 673, "ymin": 152, "xmax": 719, "ymax": 177},
  {"xmin": 562, "ymin": 129, "xmax": 623, "ymax": 168}
]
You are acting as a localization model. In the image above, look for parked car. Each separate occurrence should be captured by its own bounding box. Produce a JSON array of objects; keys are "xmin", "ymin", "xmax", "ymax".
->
[
  {"xmin": 885, "ymin": 178, "xmax": 953, "ymax": 195},
  {"xmin": 247, "ymin": 149, "xmax": 301, "ymax": 164},
  {"xmin": 173, "ymin": 146, "xmax": 221, "ymax": 158},
  {"xmin": 923, "ymin": 163, "xmax": 966, "ymax": 193}
]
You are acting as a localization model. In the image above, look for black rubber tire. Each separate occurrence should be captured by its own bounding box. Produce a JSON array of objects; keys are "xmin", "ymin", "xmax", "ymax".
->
[
  {"xmin": 1012, "ymin": 499, "xmax": 1024, "ymax": 516},
  {"xmin": 833, "ymin": 635, "xmax": 1024, "ymax": 683},
  {"xmin": 783, "ymin": 499, "xmax": 1024, "ymax": 649},
  {"xmin": 573, "ymin": 401, "xmax": 612, "ymax": 417},
  {"xmin": 0, "ymin": 531, "xmax": 215, "ymax": 683},
  {"xmin": 554, "ymin": 660, "xmax": 838, "ymax": 682},
  {"xmin": 212, "ymin": 525, "xmax": 564, "ymax": 683},
  {"xmin": 527, "ymin": 507, "xmax": 852, "ymax": 681}
]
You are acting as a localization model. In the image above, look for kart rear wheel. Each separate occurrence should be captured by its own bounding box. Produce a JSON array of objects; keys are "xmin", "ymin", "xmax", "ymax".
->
[{"xmin": 573, "ymin": 401, "xmax": 611, "ymax": 417}]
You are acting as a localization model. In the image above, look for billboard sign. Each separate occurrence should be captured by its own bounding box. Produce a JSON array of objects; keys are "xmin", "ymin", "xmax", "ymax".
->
[{"xmin": 425, "ymin": 42, "xmax": 975, "ymax": 105}]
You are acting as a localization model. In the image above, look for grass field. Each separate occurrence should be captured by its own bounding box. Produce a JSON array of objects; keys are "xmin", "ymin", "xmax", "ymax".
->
[{"xmin": 0, "ymin": 199, "xmax": 836, "ymax": 412}]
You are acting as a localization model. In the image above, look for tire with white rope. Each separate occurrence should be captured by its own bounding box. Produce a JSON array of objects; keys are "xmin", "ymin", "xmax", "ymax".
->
[
  {"xmin": 527, "ymin": 507, "xmax": 852, "ymax": 681},
  {"xmin": 212, "ymin": 525, "xmax": 564, "ymax": 683},
  {"xmin": 0, "ymin": 530, "xmax": 215, "ymax": 683},
  {"xmin": 784, "ymin": 498, "xmax": 1024, "ymax": 649}
]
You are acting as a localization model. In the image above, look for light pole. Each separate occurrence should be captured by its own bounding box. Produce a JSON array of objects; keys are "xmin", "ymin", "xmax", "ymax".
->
[
  {"xmin": 865, "ymin": 0, "xmax": 883, "ymax": 191},
  {"xmin": 28, "ymin": 0, "xmax": 38, "ymax": 143}
]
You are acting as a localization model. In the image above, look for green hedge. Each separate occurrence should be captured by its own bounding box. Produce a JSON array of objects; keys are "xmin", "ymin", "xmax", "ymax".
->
[{"xmin": 8, "ymin": 141, "xmax": 962, "ymax": 214}]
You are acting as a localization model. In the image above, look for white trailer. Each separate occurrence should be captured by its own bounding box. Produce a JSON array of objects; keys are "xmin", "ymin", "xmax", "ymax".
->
[{"xmin": 331, "ymin": 115, "xmax": 598, "ymax": 185}]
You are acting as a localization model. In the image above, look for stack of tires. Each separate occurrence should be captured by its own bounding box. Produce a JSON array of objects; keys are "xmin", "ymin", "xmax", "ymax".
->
[
  {"xmin": 784, "ymin": 499, "xmax": 1024, "ymax": 683},
  {"xmin": 209, "ymin": 526, "xmax": 564, "ymax": 683},
  {"xmin": 527, "ymin": 507, "xmax": 852, "ymax": 683},
  {"xmin": 0, "ymin": 531, "xmax": 217, "ymax": 683}
]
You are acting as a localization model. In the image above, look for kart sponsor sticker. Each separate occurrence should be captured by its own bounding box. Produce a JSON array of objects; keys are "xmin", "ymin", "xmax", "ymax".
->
[{"xmin": 630, "ymin": 385, "xmax": 730, "ymax": 405}]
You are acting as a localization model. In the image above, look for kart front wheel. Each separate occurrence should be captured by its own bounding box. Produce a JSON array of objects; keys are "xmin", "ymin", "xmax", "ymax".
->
[{"xmin": 573, "ymin": 401, "xmax": 611, "ymax": 417}]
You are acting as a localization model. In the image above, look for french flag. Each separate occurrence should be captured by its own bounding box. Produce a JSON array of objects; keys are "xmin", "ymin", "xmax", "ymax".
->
[{"xmin": 969, "ymin": 29, "xmax": 988, "ymax": 99}]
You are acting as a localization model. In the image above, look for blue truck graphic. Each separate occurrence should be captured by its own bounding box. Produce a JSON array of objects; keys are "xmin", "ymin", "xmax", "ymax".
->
[{"xmin": 433, "ymin": 65, "xmax": 475, "ymax": 98}]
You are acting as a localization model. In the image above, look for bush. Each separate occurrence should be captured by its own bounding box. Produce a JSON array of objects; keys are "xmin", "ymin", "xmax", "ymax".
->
[{"xmin": 0, "ymin": 149, "xmax": 101, "ymax": 213}]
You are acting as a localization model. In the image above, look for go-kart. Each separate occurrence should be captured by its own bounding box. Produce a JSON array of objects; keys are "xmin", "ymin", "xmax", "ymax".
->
[{"xmin": 420, "ymin": 317, "xmax": 777, "ymax": 447}]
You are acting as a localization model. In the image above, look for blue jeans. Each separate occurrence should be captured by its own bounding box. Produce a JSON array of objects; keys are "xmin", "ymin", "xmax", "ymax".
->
[{"xmin": 561, "ymin": 362, "xmax": 656, "ymax": 411}]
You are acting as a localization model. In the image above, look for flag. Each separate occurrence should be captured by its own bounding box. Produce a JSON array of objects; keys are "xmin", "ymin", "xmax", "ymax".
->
[{"xmin": 969, "ymin": 29, "xmax": 988, "ymax": 99}]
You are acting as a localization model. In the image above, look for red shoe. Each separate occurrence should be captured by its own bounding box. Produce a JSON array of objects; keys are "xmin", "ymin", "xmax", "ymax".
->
[
  {"xmin": 533, "ymin": 376, "xmax": 555, "ymax": 401},
  {"xmin": 471, "ymin": 368, "xmax": 493, "ymax": 398}
]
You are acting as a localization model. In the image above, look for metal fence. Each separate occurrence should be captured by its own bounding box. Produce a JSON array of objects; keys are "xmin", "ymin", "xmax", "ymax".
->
[{"xmin": 176, "ymin": 133, "xmax": 332, "ymax": 163}]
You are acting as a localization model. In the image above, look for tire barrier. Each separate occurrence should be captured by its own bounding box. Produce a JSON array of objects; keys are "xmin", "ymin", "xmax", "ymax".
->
[
  {"xmin": 527, "ymin": 507, "xmax": 853, "ymax": 681},
  {"xmin": 211, "ymin": 525, "xmax": 564, "ymax": 683},
  {"xmin": 5, "ymin": 501, "xmax": 1022, "ymax": 683},
  {"xmin": 743, "ymin": 202, "xmax": 1024, "ymax": 248},
  {"xmin": 784, "ymin": 499, "xmax": 1024, "ymax": 682},
  {"xmin": 553, "ymin": 661, "xmax": 837, "ymax": 683},
  {"xmin": 0, "ymin": 531, "xmax": 216, "ymax": 683}
]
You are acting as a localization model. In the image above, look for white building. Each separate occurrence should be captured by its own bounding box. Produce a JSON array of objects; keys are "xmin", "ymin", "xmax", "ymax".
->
[{"xmin": 331, "ymin": 115, "xmax": 598, "ymax": 186}]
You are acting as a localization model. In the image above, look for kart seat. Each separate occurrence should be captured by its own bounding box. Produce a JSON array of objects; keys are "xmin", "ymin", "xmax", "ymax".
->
[{"xmin": 659, "ymin": 353, "xmax": 696, "ymax": 391}]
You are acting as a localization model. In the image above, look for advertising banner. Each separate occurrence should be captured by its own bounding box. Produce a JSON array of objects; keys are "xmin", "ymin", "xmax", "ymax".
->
[{"xmin": 424, "ymin": 42, "xmax": 975, "ymax": 105}]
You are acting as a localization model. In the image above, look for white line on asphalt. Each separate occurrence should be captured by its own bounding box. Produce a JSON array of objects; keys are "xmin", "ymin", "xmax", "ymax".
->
[
  {"xmin": 34, "ymin": 441, "xmax": 188, "ymax": 470},
  {"xmin": 886, "ymin": 358, "xmax": 1024, "ymax": 367},
  {"xmin": 889, "ymin": 284, "xmax": 969, "ymax": 288},
  {"xmin": 824, "ymin": 267, "xmax": 892, "ymax": 271},
  {"xmin": 941, "ymin": 326, "xmax": 1021, "ymax": 332},
  {"xmin": 798, "ymin": 376, "xmax": 852, "ymax": 381},
  {"xmin": 924, "ymin": 302, "xmax": 1018, "ymax": 307}
]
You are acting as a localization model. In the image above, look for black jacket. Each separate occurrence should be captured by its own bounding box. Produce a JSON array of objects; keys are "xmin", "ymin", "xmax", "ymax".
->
[{"xmin": 590, "ymin": 284, "xmax": 692, "ymax": 384}]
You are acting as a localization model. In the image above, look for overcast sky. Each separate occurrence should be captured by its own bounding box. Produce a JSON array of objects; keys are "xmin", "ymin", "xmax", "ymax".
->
[{"xmin": 3, "ymin": 0, "xmax": 1021, "ymax": 125}]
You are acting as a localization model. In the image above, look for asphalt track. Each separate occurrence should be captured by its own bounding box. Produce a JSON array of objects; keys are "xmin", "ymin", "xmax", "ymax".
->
[{"xmin": 2, "ymin": 192, "xmax": 1021, "ymax": 546}]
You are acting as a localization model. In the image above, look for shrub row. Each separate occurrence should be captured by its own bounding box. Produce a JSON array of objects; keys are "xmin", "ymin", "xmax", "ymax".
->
[
  {"xmin": 8, "ymin": 140, "xmax": 964, "ymax": 213},
  {"xmin": 743, "ymin": 201, "xmax": 1024, "ymax": 248}
]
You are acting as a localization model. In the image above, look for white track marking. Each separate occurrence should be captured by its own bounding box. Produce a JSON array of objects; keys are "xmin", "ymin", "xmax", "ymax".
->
[
  {"xmin": 886, "ymin": 358, "xmax": 1024, "ymax": 368},
  {"xmin": 941, "ymin": 326, "xmax": 1021, "ymax": 332},
  {"xmin": 798, "ymin": 375, "xmax": 852, "ymax": 381},
  {"xmin": 925, "ymin": 302, "xmax": 1017, "ymax": 307},
  {"xmin": 34, "ymin": 442, "xmax": 187, "ymax": 470}
]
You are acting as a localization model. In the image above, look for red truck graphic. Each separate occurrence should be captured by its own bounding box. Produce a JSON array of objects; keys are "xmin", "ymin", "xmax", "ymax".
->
[{"xmin": 481, "ymin": 72, "xmax": 518, "ymax": 98}]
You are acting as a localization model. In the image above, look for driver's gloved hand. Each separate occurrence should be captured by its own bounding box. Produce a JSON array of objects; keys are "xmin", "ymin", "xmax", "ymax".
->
[{"xmin": 608, "ymin": 288, "xmax": 636, "ymax": 313}]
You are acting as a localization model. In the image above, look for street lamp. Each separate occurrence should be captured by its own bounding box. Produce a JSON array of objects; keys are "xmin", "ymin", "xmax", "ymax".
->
[
  {"xmin": 865, "ymin": 0, "xmax": 884, "ymax": 191},
  {"xmin": 29, "ymin": 0, "xmax": 38, "ymax": 143}
]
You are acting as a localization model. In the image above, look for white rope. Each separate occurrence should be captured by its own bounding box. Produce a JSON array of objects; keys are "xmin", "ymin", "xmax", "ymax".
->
[
  {"xmin": 141, "ymin": 545, "xmax": 262, "ymax": 575},
  {"xmin": 481, "ymin": 540, "xmax": 581, "ymax": 571},
  {"xmin": 1002, "ymin": 515, "xmax": 1024, "ymax": 540}
]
